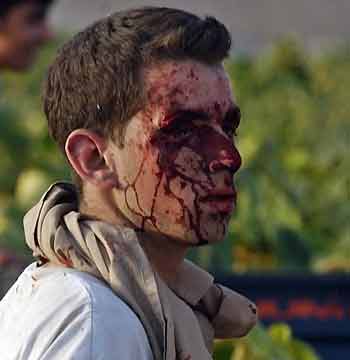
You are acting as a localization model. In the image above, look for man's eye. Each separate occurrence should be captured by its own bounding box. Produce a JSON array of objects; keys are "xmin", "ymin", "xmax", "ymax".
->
[
  {"xmin": 161, "ymin": 121, "xmax": 193, "ymax": 138},
  {"xmin": 222, "ymin": 122, "xmax": 237, "ymax": 137},
  {"xmin": 223, "ymin": 106, "xmax": 241, "ymax": 137},
  {"xmin": 176, "ymin": 124, "xmax": 192, "ymax": 137}
]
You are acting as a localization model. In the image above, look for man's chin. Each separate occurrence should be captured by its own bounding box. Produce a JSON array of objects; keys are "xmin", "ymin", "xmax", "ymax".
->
[
  {"xmin": 195, "ymin": 214, "xmax": 231, "ymax": 245},
  {"xmin": 192, "ymin": 227, "xmax": 229, "ymax": 247},
  {"xmin": 145, "ymin": 218, "xmax": 229, "ymax": 246}
]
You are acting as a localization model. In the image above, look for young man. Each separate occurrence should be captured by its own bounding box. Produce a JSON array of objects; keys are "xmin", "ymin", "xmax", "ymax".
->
[
  {"xmin": 0, "ymin": 0, "xmax": 54, "ymax": 71},
  {"xmin": 0, "ymin": 7, "xmax": 257, "ymax": 359}
]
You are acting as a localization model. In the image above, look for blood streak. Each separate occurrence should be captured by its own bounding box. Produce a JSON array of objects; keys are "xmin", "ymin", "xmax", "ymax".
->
[
  {"xmin": 140, "ymin": 155, "xmax": 163, "ymax": 231},
  {"xmin": 57, "ymin": 247, "xmax": 73, "ymax": 267},
  {"xmin": 123, "ymin": 154, "xmax": 148, "ymax": 218},
  {"xmin": 123, "ymin": 153, "xmax": 163, "ymax": 233},
  {"xmin": 150, "ymin": 122, "xmax": 238, "ymax": 244}
]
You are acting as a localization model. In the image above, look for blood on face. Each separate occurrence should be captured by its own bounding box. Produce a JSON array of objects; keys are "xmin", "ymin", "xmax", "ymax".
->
[{"xmin": 114, "ymin": 60, "xmax": 241, "ymax": 245}]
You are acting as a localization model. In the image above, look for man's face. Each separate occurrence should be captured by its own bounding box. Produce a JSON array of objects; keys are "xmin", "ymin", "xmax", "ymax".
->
[
  {"xmin": 108, "ymin": 60, "xmax": 242, "ymax": 245},
  {"xmin": 0, "ymin": 1, "xmax": 53, "ymax": 70}
]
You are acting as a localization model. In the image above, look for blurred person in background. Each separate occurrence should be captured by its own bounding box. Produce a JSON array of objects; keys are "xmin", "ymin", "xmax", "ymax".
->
[
  {"xmin": 0, "ymin": 6, "xmax": 257, "ymax": 360},
  {"xmin": 0, "ymin": 0, "xmax": 54, "ymax": 71},
  {"xmin": 0, "ymin": 0, "xmax": 54, "ymax": 276}
]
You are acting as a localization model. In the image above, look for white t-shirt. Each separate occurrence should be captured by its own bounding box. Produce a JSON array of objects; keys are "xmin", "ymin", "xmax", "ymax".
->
[{"xmin": 0, "ymin": 263, "xmax": 153, "ymax": 360}]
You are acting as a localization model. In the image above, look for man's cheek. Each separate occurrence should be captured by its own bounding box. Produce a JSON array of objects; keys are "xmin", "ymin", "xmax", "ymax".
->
[
  {"xmin": 167, "ymin": 176, "xmax": 196, "ymax": 211},
  {"xmin": 150, "ymin": 171, "xmax": 203, "ymax": 241},
  {"xmin": 127, "ymin": 148, "xmax": 165, "ymax": 215},
  {"xmin": 173, "ymin": 147, "xmax": 211, "ymax": 187},
  {"xmin": 152, "ymin": 175, "xmax": 189, "ymax": 229}
]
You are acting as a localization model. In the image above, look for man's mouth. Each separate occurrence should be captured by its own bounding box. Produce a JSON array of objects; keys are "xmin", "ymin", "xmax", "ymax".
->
[{"xmin": 200, "ymin": 190, "xmax": 237, "ymax": 214}]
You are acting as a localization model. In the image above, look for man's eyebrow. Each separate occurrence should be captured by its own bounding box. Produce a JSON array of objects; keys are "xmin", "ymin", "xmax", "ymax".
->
[
  {"xmin": 163, "ymin": 109, "xmax": 210, "ymax": 126},
  {"xmin": 162, "ymin": 106, "xmax": 240, "ymax": 128}
]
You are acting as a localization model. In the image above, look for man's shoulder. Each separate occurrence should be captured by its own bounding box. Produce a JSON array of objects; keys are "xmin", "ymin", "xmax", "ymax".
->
[
  {"xmin": 18, "ymin": 262, "xmax": 140, "ymax": 322},
  {"xmin": 0, "ymin": 263, "xmax": 153, "ymax": 360}
]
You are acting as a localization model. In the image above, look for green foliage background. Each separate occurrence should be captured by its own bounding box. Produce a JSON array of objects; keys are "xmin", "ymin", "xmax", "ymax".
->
[
  {"xmin": 214, "ymin": 323, "xmax": 320, "ymax": 360},
  {"xmin": 0, "ymin": 38, "xmax": 70, "ymax": 257},
  {"xmin": 0, "ymin": 37, "xmax": 349, "ymax": 274}
]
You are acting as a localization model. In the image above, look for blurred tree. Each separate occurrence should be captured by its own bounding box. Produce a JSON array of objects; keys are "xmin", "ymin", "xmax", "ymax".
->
[
  {"xmin": 0, "ymin": 36, "xmax": 70, "ymax": 253},
  {"xmin": 213, "ymin": 323, "xmax": 320, "ymax": 360}
]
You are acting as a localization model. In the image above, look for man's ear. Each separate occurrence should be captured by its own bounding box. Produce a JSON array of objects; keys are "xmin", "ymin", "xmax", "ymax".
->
[{"xmin": 65, "ymin": 129, "xmax": 118, "ymax": 189}]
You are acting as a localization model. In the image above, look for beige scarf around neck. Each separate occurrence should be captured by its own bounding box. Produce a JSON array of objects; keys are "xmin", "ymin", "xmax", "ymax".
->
[{"xmin": 24, "ymin": 182, "xmax": 257, "ymax": 360}]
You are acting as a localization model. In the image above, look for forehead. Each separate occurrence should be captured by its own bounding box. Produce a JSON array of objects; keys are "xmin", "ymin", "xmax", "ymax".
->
[{"xmin": 143, "ymin": 60, "xmax": 235, "ymax": 122}]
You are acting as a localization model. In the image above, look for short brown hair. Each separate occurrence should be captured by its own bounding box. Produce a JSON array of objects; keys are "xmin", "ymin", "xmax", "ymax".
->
[{"xmin": 43, "ymin": 6, "xmax": 231, "ymax": 153}]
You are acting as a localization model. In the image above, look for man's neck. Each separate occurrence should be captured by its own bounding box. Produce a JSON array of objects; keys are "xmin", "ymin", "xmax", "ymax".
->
[
  {"xmin": 137, "ymin": 231, "xmax": 188, "ymax": 284},
  {"xmin": 79, "ymin": 189, "xmax": 188, "ymax": 285}
]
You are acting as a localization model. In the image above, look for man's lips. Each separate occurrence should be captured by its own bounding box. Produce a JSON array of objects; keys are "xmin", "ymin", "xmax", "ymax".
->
[{"xmin": 200, "ymin": 190, "xmax": 237, "ymax": 213}]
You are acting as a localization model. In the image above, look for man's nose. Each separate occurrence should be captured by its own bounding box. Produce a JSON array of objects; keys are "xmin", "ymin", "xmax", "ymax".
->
[{"xmin": 208, "ymin": 148, "xmax": 242, "ymax": 173}]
